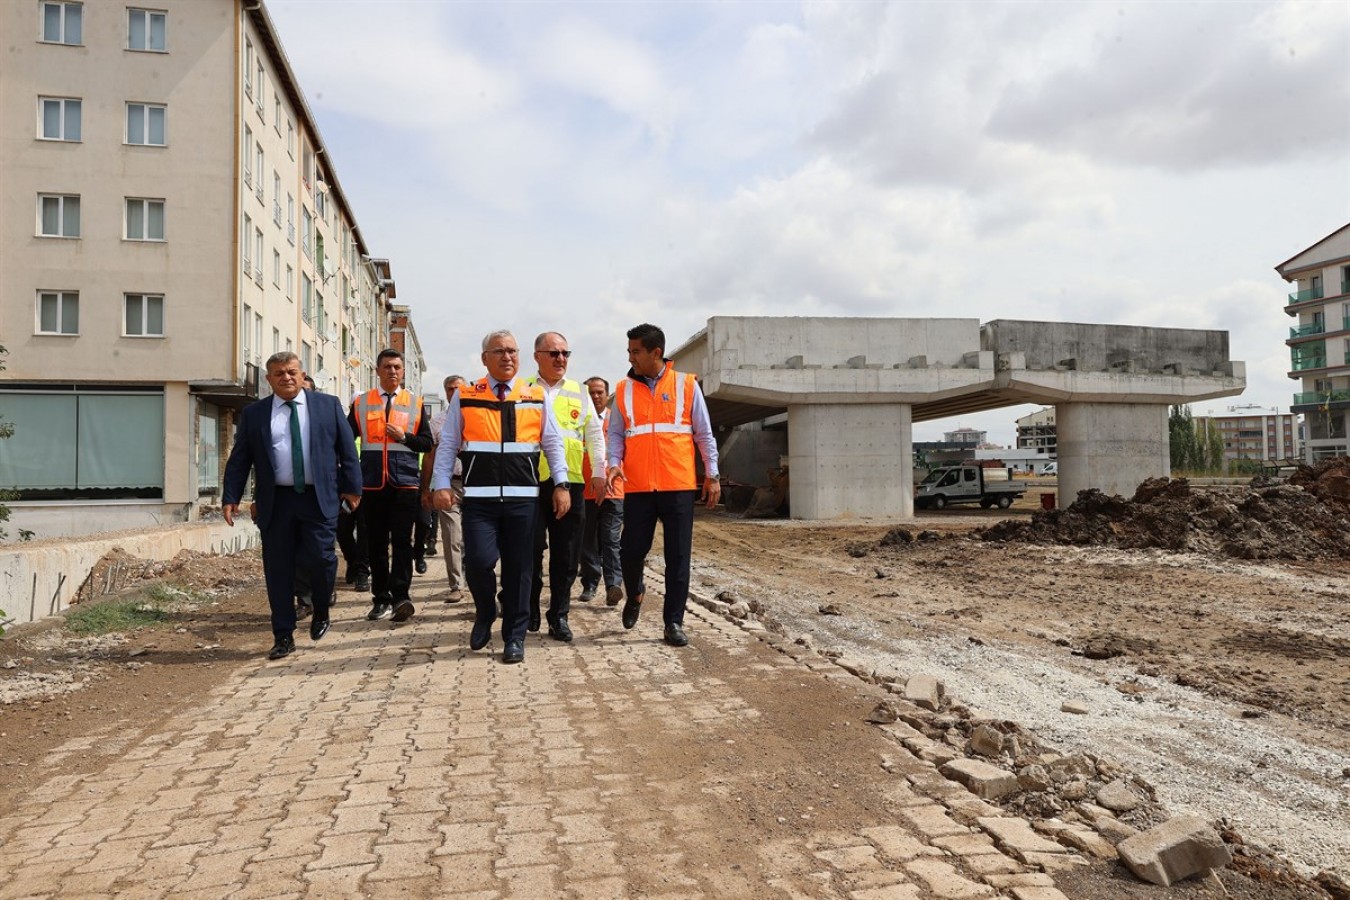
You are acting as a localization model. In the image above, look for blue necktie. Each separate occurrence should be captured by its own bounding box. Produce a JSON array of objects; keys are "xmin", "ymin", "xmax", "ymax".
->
[{"xmin": 286, "ymin": 400, "xmax": 305, "ymax": 493}]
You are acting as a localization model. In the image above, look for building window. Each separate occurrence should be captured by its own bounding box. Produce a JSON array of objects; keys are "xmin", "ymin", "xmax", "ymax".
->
[
  {"xmin": 127, "ymin": 8, "xmax": 166, "ymax": 51},
  {"xmin": 41, "ymin": 1, "xmax": 82, "ymax": 44},
  {"xmin": 0, "ymin": 388, "xmax": 165, "ymax": 500},
  {"xmin": 242, "ymin": 213, "xmax": 253, "ymax": 274},
  {"xmin": 302, "ymin": 341, "xmax": 313, "ymax": 373},
  {"xmin": 301, "ymin": 273, "xmax": 313, "ymax": 324},
  {"xmin": 38, "ymin": 194, "xmax": 80, "ymax": 238},
  {"xmin": 242, "ymin": 303, "xmax": 253, "ymax": 361},
  {"xmin": 272, "ymin": 171, "xmax": 282, "ymax": 224},
  {"xmin": 243, "ymin": 126, "xmax": 253, "ymax": 187},
  {"xmin": 285, "ymin": 263, "xmax": 293, "ymax": 300},
  {"xmin": 256, "ymin": 60, "xmax": 265, "ymax": 115},
  {"xmin": 301, "ymin": 207, "xmax": 313, "ymax": 259},
  {"xmin": 286, "ymin": 119, "xmax": 294, "ymax": 157},
  {"xmin": 302, "ymin": 144, "xmax": 314, "ymax": 192},
  {"xmin": 254, "ymin": 227, "xmax": 264, "ymax": 284},
  {"xmin": 124, "ymin": 293, "xmax": 164, "ymax": 337},
  {"xmin": 39, "ymin": 96, "xmax": 81, "ymax": 141},
  {"xmin": 272, "ymin": 326, "xmax": 280, "ymax": 354},
  {"xmin": 273, "ymin": 93, "xmax": 281, "ymax": 132},
  {"xmin": 244, "ymin": 38, "xmax": 254, "ymax": 98},
  {"xmin": 37, "ymin": 289, "xmax": 78, "ymax": 335},
  {"xmin": 315, "ymin": 183, "xmax": 327, "ymax": 220},
  {"xmin": 125, "ymin": 198, "xmax": 165, "ymax": 241},
  {"xmin": 272, "ymin": 249, "xmax": 281, "ymax": 286},
  {"xmin": 126, "ymin": 102, "xmax": 166, "ymax": 145},
  {"xmin": 287, "ymin": 194, "xmax": 295, "ymax": 245},
  {"xmin": 255, "ymin": 145, "xmax": 265, "ymax": 201}
]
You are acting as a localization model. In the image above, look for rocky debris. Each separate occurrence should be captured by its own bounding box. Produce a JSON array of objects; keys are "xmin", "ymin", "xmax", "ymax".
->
[
  {"xmin": 817, "ymin": 603, "xmax": 842, "ymax": 616},
  {"xmin": 1060, "ymin": 700, "xmax": 1089, "ymax": 715},
  {"xmin": 1286, "ymin": 456, "xmax": 1350, "ymax": 506},
  {"xmin": 1316, "ymin": 871, "xmax": 1350, "ymax": 900},
  {"xmin": 979, "ymin": 474, "xmax": 1350, "ymax": 560},
  {"xmin": 1116, "ymin": 814, "xmax": 1232, "ymax": 887},
  {"xmin": 1095, "ymin": 778, "xmax": 1142, "ymax": 813},
  {"xmin": 865, "ymin": 701, "xmax": 898, "ymax": 724},
  {"xmin": 903, "ymin": 674, "xmax": 945, "ymax": 711},
  {"xmin": 969, "ymin": 723, "xmax": 1004, "ymax": 758}
]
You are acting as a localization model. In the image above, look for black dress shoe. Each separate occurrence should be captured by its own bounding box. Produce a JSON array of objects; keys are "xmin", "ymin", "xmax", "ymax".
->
[
  {"xmin": 344, "ymin": 570, "xmax": 355, "ymax": 584},
  {"xmin": 622, "ymin": 592, "xmax": 644, "ymax": 630},
  {"xmin": 367, "ymin": 601, "xmax": 392, "ymax": 621},
  {"xmin": 355, "ymin": 575, "xmax": 371, "ymax": 592},
  {"xmin": 606, "ymin": 585, "xmax": 623, "ymax": 606},
  {"xmin": 268, "ymin": 635, "xmax": 295, "ymax": 660},
  {"xmin": 502, "ymin": 640, "xmax": 524, "ymax": 664},
  {"xmin": 528, "ymin": 609, "xmax": 541, "ymax": 632},
  {"xmin": 663, "ymin": 623, "xmax": 688, "ymax": 647},
  {"xmin": 470, "ymin": 617, "xmax": 492, "ymax": 651},
  {"xmin": 391, "ymin": 599, "xmax": 415, "ymax": 622},
  {"xmin": 310, "ymin": 613, "xmax": 330, "ymax": 641},
  {"xmin": 425, "ymin": 546, "xmax": 438, "ymax": 557},
  {"xmin": 547, "ymin": 618, "xmax": 573, "ymax": 643},
  {"xmin": 414, "ymin": 558, "xmax": 428, "ymax": 575},
  {"xmin": 295, "ymin": 598, "xmax": 313, "ymax": 620}
]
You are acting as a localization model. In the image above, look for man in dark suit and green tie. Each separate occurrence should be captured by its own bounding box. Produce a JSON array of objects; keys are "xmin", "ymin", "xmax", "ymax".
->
[{"xmin": 223, "ymin": 352, "xmax": 363, "ymax": 660}]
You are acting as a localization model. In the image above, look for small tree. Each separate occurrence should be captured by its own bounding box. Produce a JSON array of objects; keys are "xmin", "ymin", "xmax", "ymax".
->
[{"xmin": 0, "ymin": 344, "xmax": 33, "ymax": 551}]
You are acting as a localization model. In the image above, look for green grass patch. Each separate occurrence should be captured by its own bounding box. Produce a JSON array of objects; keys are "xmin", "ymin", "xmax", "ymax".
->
[{"xmin": 64, "ymin": 597, "xmax": 172, "ymax": 635}]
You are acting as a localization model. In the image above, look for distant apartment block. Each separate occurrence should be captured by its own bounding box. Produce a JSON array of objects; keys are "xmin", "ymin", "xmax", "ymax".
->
[
  {"xmin": 1194, "ymin": 413, "xmax": 1302, "ymax": 462},
  {"xmin": 1276, "ymin": 223, "xmax": 1350, "ymax": 461},
  {"xmin": 1015, "ymin": 407, "xmax": 1056, "ymax": 455},
  {"xmin": 943, "ymin": 427, "xmax": 986, "ymax": 446},
  {"xmin": 0, "ymin": 0, "xmax": 405, "ymax": 537}
]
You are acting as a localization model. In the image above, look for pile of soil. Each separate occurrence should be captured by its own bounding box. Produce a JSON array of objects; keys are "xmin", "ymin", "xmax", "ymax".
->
[{"xmin": 979, "ymin": 476, "xmax": 1350, "ymax": 560}]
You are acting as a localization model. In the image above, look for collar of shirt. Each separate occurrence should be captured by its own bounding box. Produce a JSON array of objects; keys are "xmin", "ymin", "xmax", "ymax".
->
[
  {"xmin": 489, "ymin": 376, "xmax": 514, "ymax": 395},
  {"xmin": 273, "ymin": 390, "xmax": 306, "ymax": 412}
]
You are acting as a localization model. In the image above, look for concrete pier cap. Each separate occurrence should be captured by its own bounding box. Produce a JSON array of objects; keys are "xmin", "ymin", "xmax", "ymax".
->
[{"xmin": 670, "ymin": 316, "xmax": 1245, "ymax": 520}]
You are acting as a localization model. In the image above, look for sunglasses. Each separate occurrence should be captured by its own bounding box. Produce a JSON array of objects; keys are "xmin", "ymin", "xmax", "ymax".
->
[{"xmin": 539, "ymin": 350, "xmax": 572, "ymax": 359}]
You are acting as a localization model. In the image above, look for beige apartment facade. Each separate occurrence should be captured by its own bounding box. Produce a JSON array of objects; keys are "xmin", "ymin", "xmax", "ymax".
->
[
  {"xmin": 1277, "ymin": 223, "xmax": 1350, "ymax": 461},
  {"xmin": 0, "ymin": 0, "xmax": 391, "ymax": 538}
]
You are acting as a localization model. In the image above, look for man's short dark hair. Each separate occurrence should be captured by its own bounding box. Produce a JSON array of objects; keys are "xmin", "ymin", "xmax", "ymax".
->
[
  {"xmin": 627, "ymin": 323, "xmax": 665, "ymax": 354},
  {"xmin": 376, "ymin": 348, "xmax": 403, "ymax": 366},
  {"xmin": 303, "ymin": 375, "xmax": 316, "ymax": 389},
  {"xmin": 584, "ymin": 376, "xmax": 609, "ymax": 391}
]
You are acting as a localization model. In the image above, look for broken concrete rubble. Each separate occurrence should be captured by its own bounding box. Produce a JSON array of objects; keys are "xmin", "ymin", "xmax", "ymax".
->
[{"xmin": 1116, "ymin": 814, "xmax": 1232, "ymax": 887}]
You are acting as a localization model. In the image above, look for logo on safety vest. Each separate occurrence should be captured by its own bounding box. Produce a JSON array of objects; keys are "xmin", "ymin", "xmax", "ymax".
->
[{"xmin": 571, "ymin": 409, "xmax": 579, "ymax": 420}]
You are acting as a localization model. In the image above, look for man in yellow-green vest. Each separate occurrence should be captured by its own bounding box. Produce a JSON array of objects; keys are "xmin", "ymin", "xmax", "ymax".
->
[{"xmin": 526, "ymin": 331, "xmax": 607, "ymax": 642}]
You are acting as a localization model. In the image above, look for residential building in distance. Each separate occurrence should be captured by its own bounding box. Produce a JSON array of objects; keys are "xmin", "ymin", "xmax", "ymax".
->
[
  {"xmin": 1194, "ymin": 411, "xmax": 1302, "ymax": 463},
  {"xmin": 386, "ymin": 300, "xmax": 428, "ymax": 401},
  {"xmin": 0, "ymin": 0, "xmax": 398, "ymax": 538},
  {"xmin": 1015, "ymin": 407, "xmax": 1057, "ymax": 456},
  {"xmin": 943, "ymin": 426, "xmax": 986, "ymax": 447},
  {"xmin": 1276, "ymin": 223, "xmax": 1350, "ymax": 460}
]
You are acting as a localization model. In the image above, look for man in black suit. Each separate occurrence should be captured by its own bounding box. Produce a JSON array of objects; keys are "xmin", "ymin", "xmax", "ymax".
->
[{"xmin": 223, "ymin": 352, "xmax": 363, "ymax": 660}]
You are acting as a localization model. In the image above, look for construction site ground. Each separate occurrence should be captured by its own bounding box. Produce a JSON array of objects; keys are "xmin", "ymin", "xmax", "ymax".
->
[{"xmin": 0, "ymin": 483, "xmax": 1347, "ymax": 898}]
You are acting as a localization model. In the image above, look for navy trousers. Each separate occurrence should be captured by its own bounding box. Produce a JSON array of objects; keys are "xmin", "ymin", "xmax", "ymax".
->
[
  {"xmin": 619, "ymin": 490, "xmax": 696, "ymax": 627},
  {"xmin": 362, "ymin": 486, "xmax": 419, "ymax": 602},
  {"xmin": 462, "ymin": 498, "xmax": 537, "ymax": 644},
  {"xmin": 580, "ymin": 497, "xmax": 623, "ymax": 591},
  {"xmin": 262, "ymin": 487, "xmax": 337, "ymax": 638},
  {"xmin": 531, "ymin": 480, "xmax": 585, "ymax": 625}
]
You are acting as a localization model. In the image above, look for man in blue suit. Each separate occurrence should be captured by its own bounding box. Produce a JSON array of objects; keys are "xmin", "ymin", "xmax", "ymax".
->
[{"xmin": 223, "ymin": 352, "xmax": 363, "ymax": 660}]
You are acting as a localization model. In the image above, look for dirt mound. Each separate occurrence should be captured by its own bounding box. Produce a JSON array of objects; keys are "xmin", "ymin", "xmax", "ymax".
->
[
  {"xmin": 980, "ymin": 477, "xmax": 1350, "ymax": 560},
  {"xmin": 1286, "ymin": 457, "xmax": 1350, "ymax": 505}
]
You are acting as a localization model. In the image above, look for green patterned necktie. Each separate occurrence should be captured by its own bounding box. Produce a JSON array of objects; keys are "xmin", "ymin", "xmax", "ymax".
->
[{"xmin": 286, "ymin": 400, "xmax": 305, "ymax": 493}]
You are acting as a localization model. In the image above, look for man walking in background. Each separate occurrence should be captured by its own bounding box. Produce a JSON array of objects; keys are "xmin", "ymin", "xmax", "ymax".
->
[
  {"xmin": 421, "ymin": 374, "xmax": 467, "ymax": 602},
  {"xmin": 579, "ymin": 376, "xmax": 623, "ymax": 606},
  {"xmin": 350, "ymin": 349, "xmax": 434, "ymax": 624},
  {"xmin": 607, "ymin": 324, "xmax": 720, "ymax": 647},
  {"xmin": 431, "ymin": 330, "xmax": 571, "ymax": 664},
  {"xmin": 525, "ymin": 332, "xmax": 606, "ymax": 642},
  {"xmin": 223, "ymin": 352, "xmax": 361, "ymax": 660}
]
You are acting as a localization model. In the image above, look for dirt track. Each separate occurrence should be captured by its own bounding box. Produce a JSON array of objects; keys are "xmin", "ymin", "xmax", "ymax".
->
[{"xmin": 688, "ymin": 500, "xmax": 1350, "ymax": 881}]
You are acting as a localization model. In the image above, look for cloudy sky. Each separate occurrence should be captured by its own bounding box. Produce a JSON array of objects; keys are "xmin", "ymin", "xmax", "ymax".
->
[{"xmin": 267, "ymin": 0, "xmax": 1349, "ymax": 444}]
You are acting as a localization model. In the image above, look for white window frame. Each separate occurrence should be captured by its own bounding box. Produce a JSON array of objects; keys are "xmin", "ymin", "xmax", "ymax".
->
[
  {"xmin": 301, "ymin": 207, "xmax": 313, "ymax": 259},
  {"xmin": 123, "ymin": 293, "xmax": 165, "ymax": 337},
  {"xmin": 285, "ymin": 264, "xmax": 293, "ymax": 301},
  {"xmin": 242, "ymin": 213, "xmax": 253, "ymax": 274},
  {"xmin": 127, "ymin": 8, "xmax": 166, "ymax": 52},
  {"xmin": 254, "ymin": 145, "xmax": 265, "ymax": 201},
  {"xmin": 272, "ymin": 327, "xmax": 280, "ymax": 354},
  {"xmin": 38, "ymin": 96, "xmax": 81, "ymax": 142},
  {"xmin": 126, "ymin": 102, "xmax": 167, "ymax": 146},
  {"xmin": 287, "ymin": 194, "xmax": 295, "ymax": 245},
  {"xmin": 243, "ymin": 126, "xmax": 253, "ymax": 188},
  {"xmin": 125, "ymin": 197, "xmax": 166, "ymax": 241},
  {"xmin": 272, "ymin": 172, "xmax": 282, "ymax": 225},
  {"xmin": 38, "ymin": 194, "xmax": 80, "ymax": 238},
  {"xmin": 254, "ymin": 227, "xmax": 264, "ymax": 285},
  {"xmin": 41, "ymin": 1, "xmax": 82, "ymax": 45},
  {"xmin": 301, "ymin": 273, "xmax": 313, "ymax": 324},
  {"xmin": 255, "ymin": 60, "xmax": 265, "ymax": 116},
  {"xmin": 273, "ymin": 94, "xmax": 281, "ymax": 133},
  {"xmin": 37, "ymin": 290, "xmax": 79, "ymax": 335},
  {"xmin": 244, "ymin": 39, "xmax": 254, "ymax": 99},
  {"xmin": 286, "ymin": 119, "xmax": 294, "ymax": 158},
  {"xmin": 272, "ymin": 249, "xmax": 281, "ymax": 287}
]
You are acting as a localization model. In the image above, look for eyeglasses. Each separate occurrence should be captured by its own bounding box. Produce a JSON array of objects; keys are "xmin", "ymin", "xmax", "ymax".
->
[
  {"xmin": 485, "ymin": 348, "xmax": 519, "ymax": 357},
  {"xmin": 539, "ymin": 350, "xmax": 572, "ymax": 359}
]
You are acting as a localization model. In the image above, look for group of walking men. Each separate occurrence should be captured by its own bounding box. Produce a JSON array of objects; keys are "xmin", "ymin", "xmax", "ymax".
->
[{"xmin": 222, "ymin": 323, "xmax": 720, "ymax": 665}]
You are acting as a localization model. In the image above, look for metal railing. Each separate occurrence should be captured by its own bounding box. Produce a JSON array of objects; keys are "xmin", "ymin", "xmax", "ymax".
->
[
  {"xmin": 1290, "ymin": 355, "xmax": 1328, "ymax": 372},
  {"xmin": 1294, "ymin": 389, "xmax": 1350, "ymax": 406},
  {"xmin": 1288, "ymin": 286, "xmax": 1324, "ymax": 304}
]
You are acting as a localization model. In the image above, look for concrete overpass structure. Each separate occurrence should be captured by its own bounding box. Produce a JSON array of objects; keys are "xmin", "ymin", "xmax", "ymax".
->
[{"xmin": 670, "ymin": 317, "xmax": 1245, "ymax": 519}]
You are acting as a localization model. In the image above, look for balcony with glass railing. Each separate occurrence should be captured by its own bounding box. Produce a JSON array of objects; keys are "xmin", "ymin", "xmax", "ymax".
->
[
  {"xmin": 1290, "ymin": 322, "xmax": 1326, "ymax": 338},
  {"xmin": 1291, "ymin": 355, "xmax": 1328, "ymax": 372},
  {"xmin": 1288, "ymin": 286, "xmax": 1325, "ymax": 304},
  {"xmin": 1294, "ymin": 389, "xmax": 1350, "ymax": 407}
]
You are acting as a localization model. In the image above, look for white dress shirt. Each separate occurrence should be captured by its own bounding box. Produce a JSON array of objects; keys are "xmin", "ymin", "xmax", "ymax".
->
[{"xmin": 269, "ymin": 390, "xmax": 312, "ymax": 487}]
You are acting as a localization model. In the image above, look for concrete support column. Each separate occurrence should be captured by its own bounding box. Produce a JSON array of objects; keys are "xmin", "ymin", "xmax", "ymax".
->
[
  {"xmin": 1057, "ymin": 402, "xmax": 1169, "ymax": 503},
  {"xmin": 787, "ymin": 402, "xmax": 912, "ymax": 519}
]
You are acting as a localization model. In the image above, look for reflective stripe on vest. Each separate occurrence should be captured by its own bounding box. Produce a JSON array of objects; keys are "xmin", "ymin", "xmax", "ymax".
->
[
  {"xmin": 354, "ymin": 388, "xmax": 423, "ymax": 490},
  {"xmin": 526, "ymin": 376, "xmax": 588, "ymax": 483},
  {"xmin": 458, "ymin": 377, "xmax": 545, "ymax": 501},
  {"xmin": 615, "ymin": 366, "xmax": 697, "ymax": 492}
]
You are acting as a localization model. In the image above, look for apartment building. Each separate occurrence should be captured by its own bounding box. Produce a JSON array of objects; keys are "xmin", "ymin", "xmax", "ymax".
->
[
  {"xmin": 0, "ymin": 0, "xmax": 395, "ymax": 538},
  {"xmin": 1193, "ymin": 413, "xmax": 1302, "ymax": 463},
  {"xmin": 1276, "ymin": 223, "xmax": 1350, "ymax": 460},
  {"xmin": 1014, "ymin": 407, "xmax": 1056, "ymax": 455}
]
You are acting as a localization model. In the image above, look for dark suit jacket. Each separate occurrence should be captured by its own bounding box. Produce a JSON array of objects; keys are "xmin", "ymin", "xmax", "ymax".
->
[{"xmin": 222, "ymin": 390, "xmax": 362, "ymax": 531}]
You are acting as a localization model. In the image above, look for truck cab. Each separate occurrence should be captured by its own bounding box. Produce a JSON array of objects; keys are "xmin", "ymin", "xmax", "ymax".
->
[{"xmin": 914, "ymin": 464, "xmax": 1026, "ymax": 510}]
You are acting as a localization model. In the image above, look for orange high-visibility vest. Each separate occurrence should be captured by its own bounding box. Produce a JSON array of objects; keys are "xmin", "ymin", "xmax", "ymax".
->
[
  {"xmin": 584, "ymin": 409, "xmax": 624, "ymax": 501},
  {"xmin": 354, "ymin": 388, "xmax": 423, "ymax": 490},
  {"xmin": 459, "ymin": 377, "xmax": 546, "ymax": 500},
  {"xmin": 614, "ymin": 364, "xmax": 697, "ymax": 493}
]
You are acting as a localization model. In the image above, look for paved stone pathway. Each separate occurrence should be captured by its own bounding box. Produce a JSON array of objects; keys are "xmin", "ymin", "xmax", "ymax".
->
[{"xmin": 0, "ymin": 572, "xmax": 1076, "ymax": 899}]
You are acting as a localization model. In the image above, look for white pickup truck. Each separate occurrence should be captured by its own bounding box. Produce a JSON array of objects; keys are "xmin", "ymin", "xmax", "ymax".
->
[{"xmin": 914, "ymin": 465, "xmax": 1027, "ymax": 510}]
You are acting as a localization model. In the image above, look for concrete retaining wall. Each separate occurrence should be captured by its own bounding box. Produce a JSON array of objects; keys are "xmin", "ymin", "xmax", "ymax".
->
[{"xmin": 0, "ymin": 522, "xmax": 259, "ymax": 629}]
